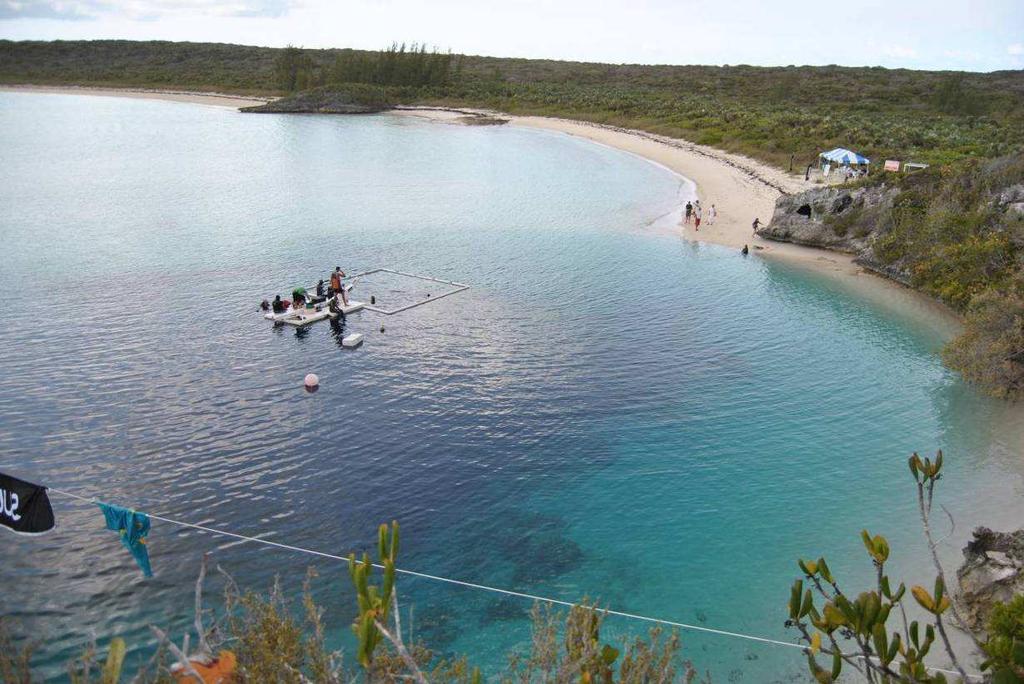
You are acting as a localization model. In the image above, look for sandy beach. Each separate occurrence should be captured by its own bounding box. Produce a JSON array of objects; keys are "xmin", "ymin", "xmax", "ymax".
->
[
  {"xmin": 392, "ymin": 107, "xmax": 964, "ymax": 338},
  {"xmin": 0, "ymin": 85, "xmax": 960, "ymax": 335},
  {"xmin": 0, "ymin": 84, "xmax": 272, "ymax": 109}
]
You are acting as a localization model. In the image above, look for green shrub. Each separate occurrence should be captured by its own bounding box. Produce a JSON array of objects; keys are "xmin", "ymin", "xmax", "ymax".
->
[
  {"xmin": 944, "ymin": 288, "xmax": 1024, "ymax": 401},
  {"xmin": 981, "ymin": 594, "xmax": 1024, "ymax": 681},
  {"xmin": 3, "ymin": 40, "xmax": 1023, "ymax": 170}
]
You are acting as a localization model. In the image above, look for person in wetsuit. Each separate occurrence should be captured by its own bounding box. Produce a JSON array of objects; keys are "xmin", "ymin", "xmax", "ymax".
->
[{"xmin": 329, "ymin": 293, "xmax": 346, "ymax": 320}]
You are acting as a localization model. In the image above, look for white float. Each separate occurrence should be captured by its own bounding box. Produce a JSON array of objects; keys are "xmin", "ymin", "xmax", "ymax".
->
[
  {"xmin": 265, "ymin": 300, "xmax": 366, "ymax": 327},
  {"xmin": 341, "ymin": 333, "xmax": 364, "ymax": 348}
]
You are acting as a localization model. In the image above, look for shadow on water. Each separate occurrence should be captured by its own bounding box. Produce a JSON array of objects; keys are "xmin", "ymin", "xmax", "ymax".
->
[{"xmin": 329, "ymin": 317, "xmax": 347, "ymax": 348}]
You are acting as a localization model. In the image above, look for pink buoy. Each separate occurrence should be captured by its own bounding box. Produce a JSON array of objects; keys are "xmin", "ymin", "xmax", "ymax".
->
[{"xmin": 304, "ymin": 373, "xmax": 319, "ymax": 393}]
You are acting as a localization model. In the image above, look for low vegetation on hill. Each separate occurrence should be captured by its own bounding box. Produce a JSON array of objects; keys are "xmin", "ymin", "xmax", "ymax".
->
[
  {"xmin": 762, "ymin": 154, "xmax": 1024, "ymax": 398},
  {"xmin": 3, "ymin": 39, "xmax": 1023, "ymax": 169},
  {"xmin": 2, "ymin": 39, "xmax": 1023, "ymax": 397}
]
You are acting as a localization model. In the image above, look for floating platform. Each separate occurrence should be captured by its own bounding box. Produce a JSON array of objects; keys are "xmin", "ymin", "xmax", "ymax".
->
[
  {"xmin": 262, "ymin": 267, "xmax": 469, "ymax": 339},
  {"xmin": 264, "ymin": 300, "xmax": 365, "ymax": 327}
]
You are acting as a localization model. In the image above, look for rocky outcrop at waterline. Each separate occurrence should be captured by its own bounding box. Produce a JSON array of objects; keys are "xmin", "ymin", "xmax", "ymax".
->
[
  {"xmin": 458, "ymin": 115, "xmax": 510, "ymax": 126},
  {"xmin": 957, "ymin": 527, "xmax": 1024, "ymax": 630},
  {"xmin": 241, "ymin": 86, "xmax": 391, "ymax": 114},
  {"xmin": 755, "ymin": 183, "xmax": 912, "ymax": 284}
]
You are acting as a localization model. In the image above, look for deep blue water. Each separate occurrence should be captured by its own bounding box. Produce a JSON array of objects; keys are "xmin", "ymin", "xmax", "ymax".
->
[{"xmin": 1, "ymin": 92, "xmax": 1022, "ymax": 682}]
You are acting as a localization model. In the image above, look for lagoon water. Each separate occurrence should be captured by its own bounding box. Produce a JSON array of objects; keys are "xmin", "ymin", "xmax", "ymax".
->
[{"xmin": 1, "ymin": 92, "xmax": 1022, "ymax": 682}]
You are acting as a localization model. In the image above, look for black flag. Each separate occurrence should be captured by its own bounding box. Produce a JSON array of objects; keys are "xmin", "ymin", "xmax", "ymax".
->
[{"xmin": 0, "ymin": 472, "xmax": 55, "ymax": 535}]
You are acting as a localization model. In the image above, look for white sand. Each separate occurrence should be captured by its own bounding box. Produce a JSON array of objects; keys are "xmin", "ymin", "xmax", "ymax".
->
[
  {"xmin": 393, "ymin": 107, "xmax": 962, "ymax": 338},
  {"xmin": 0, "ymin": 84, "xmax": 272, "ymax": 109},
  {"xmin": 0, "ymin": 88, "xmax": 961, "ymax": 335}
]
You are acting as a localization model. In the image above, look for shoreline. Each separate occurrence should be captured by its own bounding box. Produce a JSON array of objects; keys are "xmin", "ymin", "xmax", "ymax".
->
[
  {"xmin": 392, "ymin": 107, "xmax": 964, "ymax": 339},
  {"xmin": 0, "ymin": 85, "xmax": 961, "ymax": 335},
  {"xmin": 0, "ymin": 84, "xmax": 273, "ymax": 109},
  {"xmin": 4, "ymin": 82, "xmax": 1024, "ymax": 668}
]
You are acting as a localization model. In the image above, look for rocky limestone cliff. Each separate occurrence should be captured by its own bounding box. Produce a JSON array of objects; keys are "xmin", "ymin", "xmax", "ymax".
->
[
  {"xmin": 755, "ymin": 184, "xmax": 913, "ymax": 285},
  {"xmin": 957, "ymin": 527, "xmax": 1024, "ymax": 630},
  {"xmin": 241, "ymin": 89, "xmax": 388, "ymax": 114},
  {"xmin": 998, "ymin": 182, "xmax": 1024, "ymax": 216}
]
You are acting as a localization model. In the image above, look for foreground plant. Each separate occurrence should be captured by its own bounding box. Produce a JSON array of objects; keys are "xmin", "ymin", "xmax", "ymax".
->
[
  {"xmin": 68, "ymin": 638, "xmax": 128, "ymax": 684},
  {"xmin": 8, "ymin": 516, "xmax": 716, "ymax": 683},
  {"xmin": 785, "ymin": 451, "xmax": 1001, "ymax": 683},
  {"xmin": 981, "ymin": 594, "xmax": 1024, "ymax": 681},
  {"xmin": 505, "ymin": 601, "xmax": 704, "ymax": 684}
]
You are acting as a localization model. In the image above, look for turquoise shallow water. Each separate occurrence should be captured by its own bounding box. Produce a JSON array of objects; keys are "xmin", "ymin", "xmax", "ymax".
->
[{"xmin": 1, "ymin": 92, "xmax": 1022, "ymax": 682}]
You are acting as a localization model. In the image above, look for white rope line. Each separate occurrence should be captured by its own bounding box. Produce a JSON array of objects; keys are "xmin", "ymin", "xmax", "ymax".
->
[{"xmin": 43, "ymin": 485, "xmax": 979, "ymax": 679}]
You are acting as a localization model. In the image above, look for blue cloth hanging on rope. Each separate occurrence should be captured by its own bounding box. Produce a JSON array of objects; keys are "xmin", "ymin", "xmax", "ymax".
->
[{"xmin": 97, "ymin": 502, "xmax": 153, "ymax": 577}]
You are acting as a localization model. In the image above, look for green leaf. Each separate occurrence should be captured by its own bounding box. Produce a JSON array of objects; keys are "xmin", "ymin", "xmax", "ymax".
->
[
  {"xmin": 390, "ymin": 520, "xmax": 400, "ymax": 560},
  {"xmin": 861, "ymin": 530, "xmax": 874, "ymax": 557},
  {"xmin": 382, "ymin": 559, "xmax": 395, "ymax": 607},
  {"xmin": 601, "ymin": 644, "xmax": 619, "ymax": 665},
  {"xmin": 801, "ymin": 589, "xmax": 815, "ymax": 618},
  {"xmin": 908, "ymin": 453, "xmax": 922, "ymax": 481},
  {"xmin": 911, "ymin": 586, "xmax": 935, "ymax": 613},
  {"xmin": 993, "ymin": 668, "xmax": 1021, "ymax": 684},
  {"xmin": 874, "ymin": 536, "xmax": 890, "ymax": 563},
  {"xmin": 823, "ymin": 604, "xmax": 846, "ymax": 631},
  {"xmin": 836, "ymin": 595, "xmax": 857, "ymax": 624},
  {"xmin": 817, "ymin": 557, "xmax": 833, "ymax": 584},
  {"xmin": 872, "ymin": 623, "xmax": 887, "ymax": 661},
  {"xmin": 887, "ymin": 633, "xmax": 900, "ymax": 664},
  {"xmin": 100, "ymin": 638, "xmax": 126, "ymax": 684},
  {"xmin": 861, "ymin": 593, "xmax": 880, "ymax": 632},
  {"xmin": 790, "ymin": 580, "xmax": 803, "ymax": 620}
]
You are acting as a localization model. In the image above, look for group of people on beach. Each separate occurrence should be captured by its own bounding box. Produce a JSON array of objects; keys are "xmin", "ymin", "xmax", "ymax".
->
[
  {"xmin": 683, "ymin": 199, "xmax": 763, "ymax": 238},
  {"xmin": 684, "ymin": 200, "xmax": 716, "ymax": 230},
  {"xmin": 681, "ymin": 198, "xmax": 762, "ymax": 257},
  {"xmin": 261, "ymin": 266, "xmax": 350, "ymax": 315}
]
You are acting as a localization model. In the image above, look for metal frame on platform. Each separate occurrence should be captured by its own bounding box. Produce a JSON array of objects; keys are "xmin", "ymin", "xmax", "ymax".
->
[{"xmin": 346, "ymin": 268, "xmax": 470, "ymax": 315}]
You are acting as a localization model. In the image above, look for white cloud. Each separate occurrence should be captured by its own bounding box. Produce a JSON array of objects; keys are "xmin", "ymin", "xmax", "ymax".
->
[
  {"xmin": 0, "ymin": 0, "xmax": 95, "ymax": 19},
  {"xmin": 943, "ymin": 49, "xmax": 981, "ymax": 62},
  {"xmin": 2, "ymin": 0, "xmax": 1021, "ymax": 72},
  {"xmin": 0, "ymin": 0, "xmax": 292, "ymax": 20},
  {"xmin": 881, "ymin": 45, "xmax": 918, "ymax": 59}
]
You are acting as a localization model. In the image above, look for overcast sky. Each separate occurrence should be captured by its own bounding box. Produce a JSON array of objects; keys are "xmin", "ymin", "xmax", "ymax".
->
[{"xmin": 2, "ymin": 0, "xmax": 1022, "ymax": 72}]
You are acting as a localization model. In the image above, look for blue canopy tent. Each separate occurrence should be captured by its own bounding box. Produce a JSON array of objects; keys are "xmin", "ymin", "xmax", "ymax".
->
[
  {"xmin": 819, "ymin": 148, "xmax": 870, "ymax": 179},
  {"xmin": 820, "ymin": 148, "xmax": 870, "ymax": 166}
]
